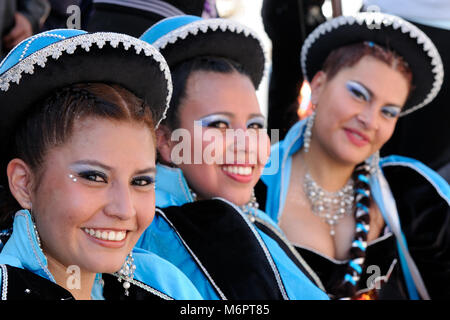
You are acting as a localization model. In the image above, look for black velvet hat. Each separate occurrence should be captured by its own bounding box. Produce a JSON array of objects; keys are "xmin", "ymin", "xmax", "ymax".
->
[
  {"xmin": 0, "ymin": 29, "xmax": 172, "ymax": 132},
  {"xmin": 140, "ymin": 15, "xmax": 266, "ymax": 89},
  {"xmin": 300, "ymin": 12, "xmax": 444, "ymax": 116}
]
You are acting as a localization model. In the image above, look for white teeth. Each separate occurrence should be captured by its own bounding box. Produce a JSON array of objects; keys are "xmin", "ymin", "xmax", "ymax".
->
[
  {"xmin": 221, "ymin": 166, "xmax": 253, "ymax": 176},
  {"xmin": 83, "ymin": 228, "xmax": 126, "ymax": 241}
]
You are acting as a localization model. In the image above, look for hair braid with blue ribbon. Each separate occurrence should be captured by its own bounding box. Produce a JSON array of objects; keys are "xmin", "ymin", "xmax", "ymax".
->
[{"xmin": 332, "ymin": 162, "xmax": 371, "ymax": 299}]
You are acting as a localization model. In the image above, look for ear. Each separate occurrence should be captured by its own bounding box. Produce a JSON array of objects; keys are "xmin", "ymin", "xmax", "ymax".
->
[
  {"xmin": 156, "ymin": 125, "xmax": 174, "ymax": 165},
  {"xmin": 309, "ymin": 71, "xmax": 327, "ymax": 106},
  {"xmin": 7, "ymin": 159, "xmax": 34, "ymax": 210}
]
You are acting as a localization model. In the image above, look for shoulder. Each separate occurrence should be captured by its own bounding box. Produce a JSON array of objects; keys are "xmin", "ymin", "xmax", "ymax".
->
[
  {"xmin": 132, "ymin": 247, "xmax": 203, "ymax": 300},
  {"xmin": 380, "ymin": 155, "xmax": 450, "ymax": 201}
]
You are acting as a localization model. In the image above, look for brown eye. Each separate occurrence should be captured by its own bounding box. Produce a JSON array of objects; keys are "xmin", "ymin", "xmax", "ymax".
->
[
  {"xmin": 208, "ymin": 121, "xmax": 229, "ymax": 129},
  {"xmin": 132, "ymin": 176, "xmax": 155, "ymax": 187},
  {"xmin": 78, "ymin": 171, "xmax": 107, "ymax": 183}
]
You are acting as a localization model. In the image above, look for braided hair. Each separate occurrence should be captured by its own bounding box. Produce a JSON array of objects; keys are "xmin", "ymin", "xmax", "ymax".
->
[{"xmin": 330, "ymin": 161, "xmax": 372, "ymax": 299}]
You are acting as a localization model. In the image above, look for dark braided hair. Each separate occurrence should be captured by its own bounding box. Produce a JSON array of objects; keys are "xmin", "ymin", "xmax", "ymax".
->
[{"xmin": 330, "ymin": 162, "xmax": 372, "ymax": 299}]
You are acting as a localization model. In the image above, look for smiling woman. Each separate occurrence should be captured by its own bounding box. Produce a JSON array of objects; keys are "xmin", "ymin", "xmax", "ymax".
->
[
  {"xmin": 0, "ymin": 29, "xmax": 202, "ymax": 300},
  {"xmin": 258, "ymin": 12, "xmax": 450, "ymax": 300},
  {"xmin": 135, "ymin": 15, "xmax": 330, "ymax": 300}
]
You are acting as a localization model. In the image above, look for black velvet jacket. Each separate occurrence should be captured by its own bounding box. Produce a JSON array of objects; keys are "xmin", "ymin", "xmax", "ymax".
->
[
  {"xmin": 255, "ymin": 164, "xmax": 450, "ymax": 299},
  {"xmin": 0, "ymin": 264, "xmax": 172, "ymax": 300}
]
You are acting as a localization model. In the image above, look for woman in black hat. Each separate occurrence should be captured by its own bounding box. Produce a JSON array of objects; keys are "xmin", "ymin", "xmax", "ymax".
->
[
  {"xmin": 0, "ymin": 29, "xmax": 202, "ymax": 300},
  {"xmin": 135, "ymin": 15, "xmax": 330, "ymax": 300},
  {"xmin": 257, "ymin": 12, "xmax": 450, "ymax": 300}
]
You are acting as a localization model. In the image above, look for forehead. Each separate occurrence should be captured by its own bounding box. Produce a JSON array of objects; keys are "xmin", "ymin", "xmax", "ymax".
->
[
  {"xmin": 48, "ymin": 118, "xmax": 155, "ymax": 165},
  {"xmin": 182, "ymin": 70, "xmax": 260, "ymax": 115},
  {"xmin": 328, "ymin": 56, "xmax": 410, "ymax": 105}
]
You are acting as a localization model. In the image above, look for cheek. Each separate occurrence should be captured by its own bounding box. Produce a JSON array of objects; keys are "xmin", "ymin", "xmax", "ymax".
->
[
  {"xmin": 135, "ymin": 191, "xmax": 156, "ymax": 232},
  {"xmin": 376, "ymin": 121, "xmax": 398, "ymax": 147}
]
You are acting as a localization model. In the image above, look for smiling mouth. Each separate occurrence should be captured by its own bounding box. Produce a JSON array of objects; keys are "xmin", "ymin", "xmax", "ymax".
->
[
  {"xmin": 82, "ymin": 228, "xmax": 127, "ymax": 242},
  {"xmin": 344, "ymin": 128, "xmax": 370, "ymax": 146},
  {"xmin": 221, "ymin": 165, "xmax": 253, "ymax": 176}
]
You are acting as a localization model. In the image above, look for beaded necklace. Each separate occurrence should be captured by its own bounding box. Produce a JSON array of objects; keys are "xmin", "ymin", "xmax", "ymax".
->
[{"xmin": 300, "ymin": 147, "xmax": 372, "ymax": 298}]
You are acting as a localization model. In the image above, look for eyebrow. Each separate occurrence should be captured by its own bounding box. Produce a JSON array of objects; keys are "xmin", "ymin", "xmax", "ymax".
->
[
  {"xmin": 352, "ymin": 80, "xmax": 403, "ymax": 108},
  {"xmin": 71, "ymin": 160, "xmax": 156, "ymax": 175},
  {"xmin": 201, "ymin": 112, "xmax": 265, "ymax": 119}
]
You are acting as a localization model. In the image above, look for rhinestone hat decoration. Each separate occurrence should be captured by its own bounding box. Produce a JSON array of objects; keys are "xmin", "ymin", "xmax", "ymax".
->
[
  {"xmin": 300, "ymin": 12, "xmax": 444, "ymax": 116},
  {"xmin": 0, "ymin": 30, "xmax": 173, "ymax": 128},
  {"xmin": 303, "ymin": 171, "xmax": 355, "ymax": 236}
]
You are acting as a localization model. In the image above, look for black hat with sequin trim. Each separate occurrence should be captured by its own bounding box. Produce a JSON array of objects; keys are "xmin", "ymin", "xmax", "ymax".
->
[
  {"xmin": 140, "ymin": 15, "xmax": 266, "ymax": 89},
  {"xmin": 0, "ymin": 29, "xmax": 172, "ymax": 132},
  {"xmin": 300, "ymin": 12, "xmax": 444, "ymax": 116}
]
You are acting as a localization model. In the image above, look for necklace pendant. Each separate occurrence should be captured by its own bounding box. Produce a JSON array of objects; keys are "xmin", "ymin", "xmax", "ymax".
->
[{"xmin": 330, "ymin": 227, "xmax": 336, "ymax": 236}]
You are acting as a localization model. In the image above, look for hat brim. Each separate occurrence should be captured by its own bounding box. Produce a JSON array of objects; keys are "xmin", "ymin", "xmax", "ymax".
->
[
  {"xmin": 143, "ymin": 17, "xmax": 265, "ymax": 89},
  {"xmin": 301, "ymin": 13, "xmax": 444, "ymax": 116}
]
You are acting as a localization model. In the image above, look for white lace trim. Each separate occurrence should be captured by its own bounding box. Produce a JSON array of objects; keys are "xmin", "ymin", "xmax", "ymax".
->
[
  {"xmin": 0, "ymin": 32, "xmax": 172, "ymax": 127},
  {"xmin": 152, "ymin": 18, "xmax": 266, "ymax": 79},
  {"xmin": 300, "ymin": 12, "xmax": 444, "ymax": 116}
]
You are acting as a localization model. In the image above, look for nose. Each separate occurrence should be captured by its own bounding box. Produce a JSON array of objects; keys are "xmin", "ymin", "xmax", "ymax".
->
[
  {"xmin": 357, "ymin": 106, "xmax": 379, "ymax": 131},
  {"xmin": 104, "ymin": 182, "xmax": 136, "ymax": 220},
  {"xmin": 226, "ymin": 127, "xmax": 261, "ymax": 165}
]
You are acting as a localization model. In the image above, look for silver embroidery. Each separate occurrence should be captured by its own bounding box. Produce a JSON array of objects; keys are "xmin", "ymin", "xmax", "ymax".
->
[
  {"xmin": 0, "ymin": 32, "xmax": 172, "ymax": 127},
  {"xmin": 152, "ymin": 18, "xmax": 267, "ymax": 76},
  {"xmin": 1, "ymin": 264, "xmax": 7, "ymax": 300}
]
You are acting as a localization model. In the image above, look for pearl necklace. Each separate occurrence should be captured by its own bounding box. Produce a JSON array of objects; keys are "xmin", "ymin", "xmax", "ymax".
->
[{"xmin": 303, "ymin": 171, "xmax": 355, "ymax": 236}]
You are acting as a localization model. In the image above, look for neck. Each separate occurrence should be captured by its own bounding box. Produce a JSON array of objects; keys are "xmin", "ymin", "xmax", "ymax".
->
[
  {"xmin": 302, "ymin": 142, "xmax": 355, "ymax": 191},
  {"xmin": 46, "ymin": 255, "xmax": 96, "ymax": 300}
]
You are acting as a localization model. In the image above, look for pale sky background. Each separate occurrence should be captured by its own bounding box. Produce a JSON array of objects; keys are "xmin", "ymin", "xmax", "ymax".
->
[{"xmin": 216, "ymin": 0, "xmax": 364, "ymax": 119}]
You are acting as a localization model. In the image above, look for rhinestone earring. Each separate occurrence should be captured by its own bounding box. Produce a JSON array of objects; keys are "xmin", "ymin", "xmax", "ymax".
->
[
  {"xmin": 365, "ymin": 151, "xmax": 380, "ymax": 175},
  {"xmin": 116, "ymin": 253, "xmax": 136, "ymax": 296},
  {"xmin": 303, "ymin": 111, "xmax": 316, "ymax": 153}
]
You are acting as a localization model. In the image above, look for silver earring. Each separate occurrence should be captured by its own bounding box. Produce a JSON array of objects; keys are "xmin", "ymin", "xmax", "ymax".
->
[
  {"xmin": 303, "ymin": 111, "xmax": 316, "ymax": 153},
  {"xmin": 365, "ymin": 151, "xmax": 380, "ymax": 175},
  {"xmin": 116, "ymin": 252, "xmax": 136, "ymax": 296}
]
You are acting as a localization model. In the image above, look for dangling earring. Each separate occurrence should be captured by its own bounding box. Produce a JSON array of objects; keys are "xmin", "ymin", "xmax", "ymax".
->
[
  {"xmin": 116, "ymin": 252, "xmax": 136, "ymax": 296},
  {"xmin": 242, "ymin": 189, "xmax": 259, "ymax": 223},
  {"xmin": 29, "ymin": 203, "xmax": 42, "ymax": 249},
  {"xmin": 365, "ymin": 151, "xmax": 380, "ymax": 175},
  {"xmin": 303, "ymin": 111, "xmax": 316, "ymax": 153}
]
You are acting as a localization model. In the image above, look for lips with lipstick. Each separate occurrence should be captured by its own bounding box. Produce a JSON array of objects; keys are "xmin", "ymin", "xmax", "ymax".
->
[
  {"xmin": 221, "ymin": 164, "xmax": 254, "ymax": 183},
  {"xmin": 344, "ymin": 128, "xmax": 370, "ymax": 147}
]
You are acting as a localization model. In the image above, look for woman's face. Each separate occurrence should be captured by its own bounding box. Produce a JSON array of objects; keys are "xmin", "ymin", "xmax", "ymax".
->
[
  {"xmin": 309, "ymin": 55, "xmax": 410, "ymax": 165},
  {"xmin": 165, "ymin": 70, "xmax": 270, "ymax": 206},
  {"xmin": 31, "ymin": 118, "xmax": 156, "ymax": 274}
]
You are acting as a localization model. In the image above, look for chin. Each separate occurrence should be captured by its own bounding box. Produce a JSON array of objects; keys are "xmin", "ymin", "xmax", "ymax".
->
[{"xmin": 224, "ymin": 191, "xmax": 253, "ymax": 207}]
